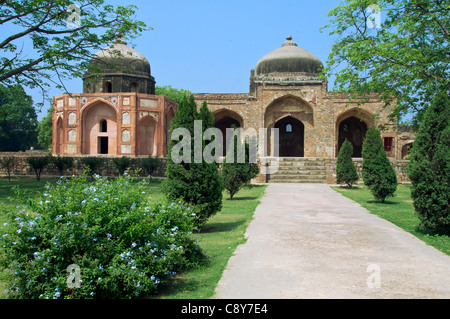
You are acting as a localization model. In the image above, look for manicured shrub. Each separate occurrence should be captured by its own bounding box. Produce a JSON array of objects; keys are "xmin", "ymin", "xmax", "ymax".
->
[
  {"xmin": 408, "ymin": 92, "xmax": 450, "ymax": 234},
  {"xmin": 0, "ymin": 174, "xmax": 206, "ymax": 299},
  {"xmin": 139, "ymin": 156, "xmax": 161, "ymax": 176},
  {"xmin": 361, "ymin": 127, "xmax": 397, "ymax": 202},
  {"xmin": 336, "ymin": 139, "xmax": 359, "ymax": 188},
  {"xmin": 112, "ymin": 156, "xmax": 131, "ymax": 175},
  {"xmin": 26, "ymin": 156, "xmax": 50, "ymax": 181},
  {"xmin": 80, "ymin": 157, "xmax": 104, "ymax": 177},
  {"xmin": 51, "ymin": 156, "xmax": 73, "ymax": 177},
  {"xmin": 222, "ymin": 134, "xmax": 259, "ymax": 200}
]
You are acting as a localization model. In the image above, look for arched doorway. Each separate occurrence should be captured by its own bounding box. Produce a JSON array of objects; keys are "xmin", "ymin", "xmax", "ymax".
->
[
  {"xmin": 264, "ymin": 95, "xmax": 313, "ymax": 157},
  {"xmin": 81, "ymin": 101, "xmax": 117, "ymax": 155},
  {"xmin": 139, "ymin": 116, "xmax": 157, "ymax": 155},
  {"xmin": 213, "ymin": 109, "xmax": 243, "ymax": 156},
  {"xmin": 337, "ymin": 116, "xmax": 368, "ymax": 157},
  {"xmin": 274, "ymin": 116, "xmax": 304, "ymax": 157}
]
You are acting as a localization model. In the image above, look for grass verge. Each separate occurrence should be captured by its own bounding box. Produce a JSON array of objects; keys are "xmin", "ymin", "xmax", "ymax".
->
[{"xmin": 333, "ymin": 183, "xmax": 450, "ymax": 256}]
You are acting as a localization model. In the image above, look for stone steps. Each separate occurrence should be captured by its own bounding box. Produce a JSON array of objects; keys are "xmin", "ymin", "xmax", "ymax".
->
[{"xmin": 267, "ymin": 158, "xmax": 327, "ymax": 184}]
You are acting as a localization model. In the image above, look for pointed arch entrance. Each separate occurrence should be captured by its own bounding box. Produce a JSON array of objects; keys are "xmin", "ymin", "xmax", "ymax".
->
[
  {"xmin": 336, "ymin": 109, "xmax": 373, "ymax": 158},
  {"xmin": 274, "ymin": 116, "xmax": 304, "ymax": 157},
  {"xmin": 139, "ymin": 115, "xmax": 157, "ymax": 155},
  {"xmin": 213, "ymin": 109, "xmax": 244, "ymax": 156},
  {"xmin": 264, "ymin": 95, "xmax": 313, "ymax": 157}
]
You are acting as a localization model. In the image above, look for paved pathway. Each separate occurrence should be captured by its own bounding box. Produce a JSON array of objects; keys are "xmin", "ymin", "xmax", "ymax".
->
[{"xmin": 214, "ymin": 184, "xmax": 450, "ymax": 299}]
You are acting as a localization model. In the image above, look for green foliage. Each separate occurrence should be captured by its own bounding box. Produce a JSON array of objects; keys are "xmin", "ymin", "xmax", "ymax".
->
[
  {"xmin": 164, "ymin": 95, "xmax": 222, "ymax": 227},
  {"xmin": 0, "ymin": 174, "xmax": 205, "ymax": 299},
  {"xmin": 361, "ymin": 127, "xmax": 397, "ymax": 202},
  {"xmin": 139, "ymin": 156, "xmax": 161, "ymax": 176},
  {"xmin": 26, "ymin": 156, "xmax": 51, "ymax": 182},
  {"xmin": 80, "ymin": 157, "xmax": 104, "ymax": 177},
  {"xmin": 155, "ymin": 85, "xmax": 192, "ymax": 104},
  {"xmin": 0, "ymin": 85, "xmax": 38, "ymax": 151},
  {"xmin": 222, "ymin": 135, "xmax": 260, "ymax": 200},
  {"xmin": 0, "ymin": 157, "xmax": 16, "ymax": 182},
  {"xmin": 321, "ymin": 0, "xmax": 450, "ymax": 125},
  {"xmin": 336, "ymin": 139, "xmax": 359, "ymax": 187},
  {"xmin": 112, "ymin": 156, "xmax": 131, "ymax": 175},
  {"xmin": 0, "ymin": 1, "xmax": 149, "ymax": 106},
  {"xmin": 37, "ymin": 107, "xmax": 53, "ymax": 150},
  {"xmin": 51, "ymin": 156, "xmax": 73, "ymax": 177},
  {"xmin": 408, "ymin": 92, "xmax": 450, "ymax": 234}
]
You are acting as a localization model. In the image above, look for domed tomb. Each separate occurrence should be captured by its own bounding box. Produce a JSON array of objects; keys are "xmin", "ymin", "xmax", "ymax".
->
[
  {"xmin": 255, "ymin": 36, "xmax": 323, "ymax": 75},
  {"xmin": 83, "ymin": 38, "xmax": 156, "ymax": 94}
]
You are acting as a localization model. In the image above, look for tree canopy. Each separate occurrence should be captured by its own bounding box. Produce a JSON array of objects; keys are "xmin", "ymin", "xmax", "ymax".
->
[
  {"xmin": 0, "ymin": 0, "xmax": 149, "ymax": 108},
  {"xmin": 321, "ymin": 0, "xmax": 449, "ymax": 126},
  {"xmin": 0, "ymin": 84, "xmax": 38, "ymax": 151}
]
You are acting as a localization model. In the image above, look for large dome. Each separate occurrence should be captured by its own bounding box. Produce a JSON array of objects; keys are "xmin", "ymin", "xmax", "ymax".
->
[
  {"xmin": 90, "ymin": 38, "xmax": 151, "ymax": 75},
  {"xmin": 255, "ymin": 36, "xmax": 323, "ymax": 75},
  {"xmin": 83, "ymin": 38, "xmax": 155, "ymax": 94}
]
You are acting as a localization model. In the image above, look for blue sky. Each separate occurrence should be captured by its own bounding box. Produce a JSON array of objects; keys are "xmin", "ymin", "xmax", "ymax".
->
[{"xmin": 24, "ymin": 0, "xmax": 343, "ymax": 119}]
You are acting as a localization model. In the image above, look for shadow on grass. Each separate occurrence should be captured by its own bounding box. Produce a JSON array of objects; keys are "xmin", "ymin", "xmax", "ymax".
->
[{"xmin": 200, "ymin": 220, "xmax": 246, "ymax": 234}]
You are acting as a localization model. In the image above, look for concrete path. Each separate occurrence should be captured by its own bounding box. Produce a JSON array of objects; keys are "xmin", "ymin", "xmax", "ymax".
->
[{"xmin": 214, "ymin": 184, "xmax": 450, "ymax": 299}]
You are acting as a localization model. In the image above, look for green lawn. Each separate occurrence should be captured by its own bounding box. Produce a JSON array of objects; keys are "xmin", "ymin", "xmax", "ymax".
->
[
  {"xmin": 333, "ymin": 183, "xmax": 450, "ymax": 256},
  {"xmin": 0, "ymin": 176, "xmax": 266, "ymax": 299}
]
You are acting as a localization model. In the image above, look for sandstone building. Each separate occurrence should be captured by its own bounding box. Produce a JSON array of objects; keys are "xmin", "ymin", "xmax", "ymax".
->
[
  {"xmin": 52, "ymin": 38, "xmax": 177, "ymax": 157},
  {"xmin": 52, "ymin": 36, "xmax": 413, "ymax": 183},
  {"xmin": 193, "ymin": 36, "xmax": 413, "ymax": 182}
]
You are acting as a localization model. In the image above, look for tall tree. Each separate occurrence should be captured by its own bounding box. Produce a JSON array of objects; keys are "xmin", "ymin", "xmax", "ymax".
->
[
  {"xmin": 0, "ymin": 84, "xmax": 38, "ymax": 151},
  {"xmin": 155, "ymin": 85, "xmax": 192, "ymax": 104},
  {"xmin": 37, "ymin": 106, "xmax": 53, "ymax": 150},
  {"xmin": 321, "ymin": 0, "xmax": 449, "ymax": 126},
  {"xmin": 0, "ymin": 0, "xmax": 148, "ymax": 108},
  {"xmin": 336, "ymin": 139, "xmax": 359, "ymax": 188},
  {"xmin": 361, "ymin": 127, "xmax": 397, "ymax": 202},
  {"xmin": 408, "ymin": 92, "xmax": 450, "ymax": 234},
  {"xmin": 164, "ymin": 95, "xmax": 222, "ymax": 227}
]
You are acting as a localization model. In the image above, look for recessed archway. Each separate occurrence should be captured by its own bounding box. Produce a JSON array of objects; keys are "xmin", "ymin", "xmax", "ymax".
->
[
  {"xmin": 81, "ymin": 101, "xmax": 117, "ymax": 155},
  {"xmin": 274, "ymin": 116, "xmax": 304, "ymax": 157},
  {"xmin": 336, "ymin": 109, "xmax": 374, "ymax": 158},
  {"xmin": 213, "ymin": 109, "xmax": 243, "ymax": 156},
  {"xmin": 139, "ymin": 116, "xmax": 157, "ymax": 155}
]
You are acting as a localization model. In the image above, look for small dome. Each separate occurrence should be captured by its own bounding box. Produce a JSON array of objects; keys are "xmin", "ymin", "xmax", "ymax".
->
[
  {"xmin": 255, "ymin": 36, "xmax": 323, "ymax": 75},
  {"xmin": 90, "ymin": 38, "xmax": 151, "ymax": 75}
]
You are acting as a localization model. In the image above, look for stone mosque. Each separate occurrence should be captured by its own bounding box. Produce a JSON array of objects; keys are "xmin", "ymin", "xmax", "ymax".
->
[{"xmin": 52, "ymin": 36, "xmax": 414, "ymax": 183}]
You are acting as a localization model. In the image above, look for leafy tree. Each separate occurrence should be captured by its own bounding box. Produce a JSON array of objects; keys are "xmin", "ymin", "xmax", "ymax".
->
[
  {"xmin": 361, "ymin": 127, "xmax": 397, "ymax": 202},
  {"xmin": 37, "ymin": 107, "xmax": 53, "ymax": 150},
  {"xmin": 222, "ymin": 134, "xmax": 260, "ymax": 200},
  {"xmin": 336, "ymin": 139, "xmax": 359, "ymax": 187},
  {"xmin": 51, "ymin": 156, "xmax": 73, "ymax": 177},
  {"xmin": 164, "ymin": 95, "xmax": 222, "ymax": 227},
  {"xmin": 0, "ymin": 157, "xmax": 16, "ymax": 182},
  {"xmin": 27, "ymin": 156, "xmax": 50, "ymax": 181},
  {"xmin": 321, "ymin": 0, "xmax": 450, "ymax": 126},
  {"xmin": 408, "ymin": 92, "xmax": 450, "ymax": 234},
  {"xmin": 0, "ymin": 0, "xmax": 149, "ymax": 107},
  {"xmin": 0, "ymin": 84, "xmax": 38, "ymax": 151},
  {"xmin": 155, "ymin": 85, "xmax": 192, "ymax": 104}
]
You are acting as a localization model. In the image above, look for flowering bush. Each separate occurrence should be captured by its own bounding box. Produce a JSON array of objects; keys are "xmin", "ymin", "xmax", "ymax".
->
[{"xmin": 0, "ymin": 173, "xmax": 206, "ymax": 299}]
